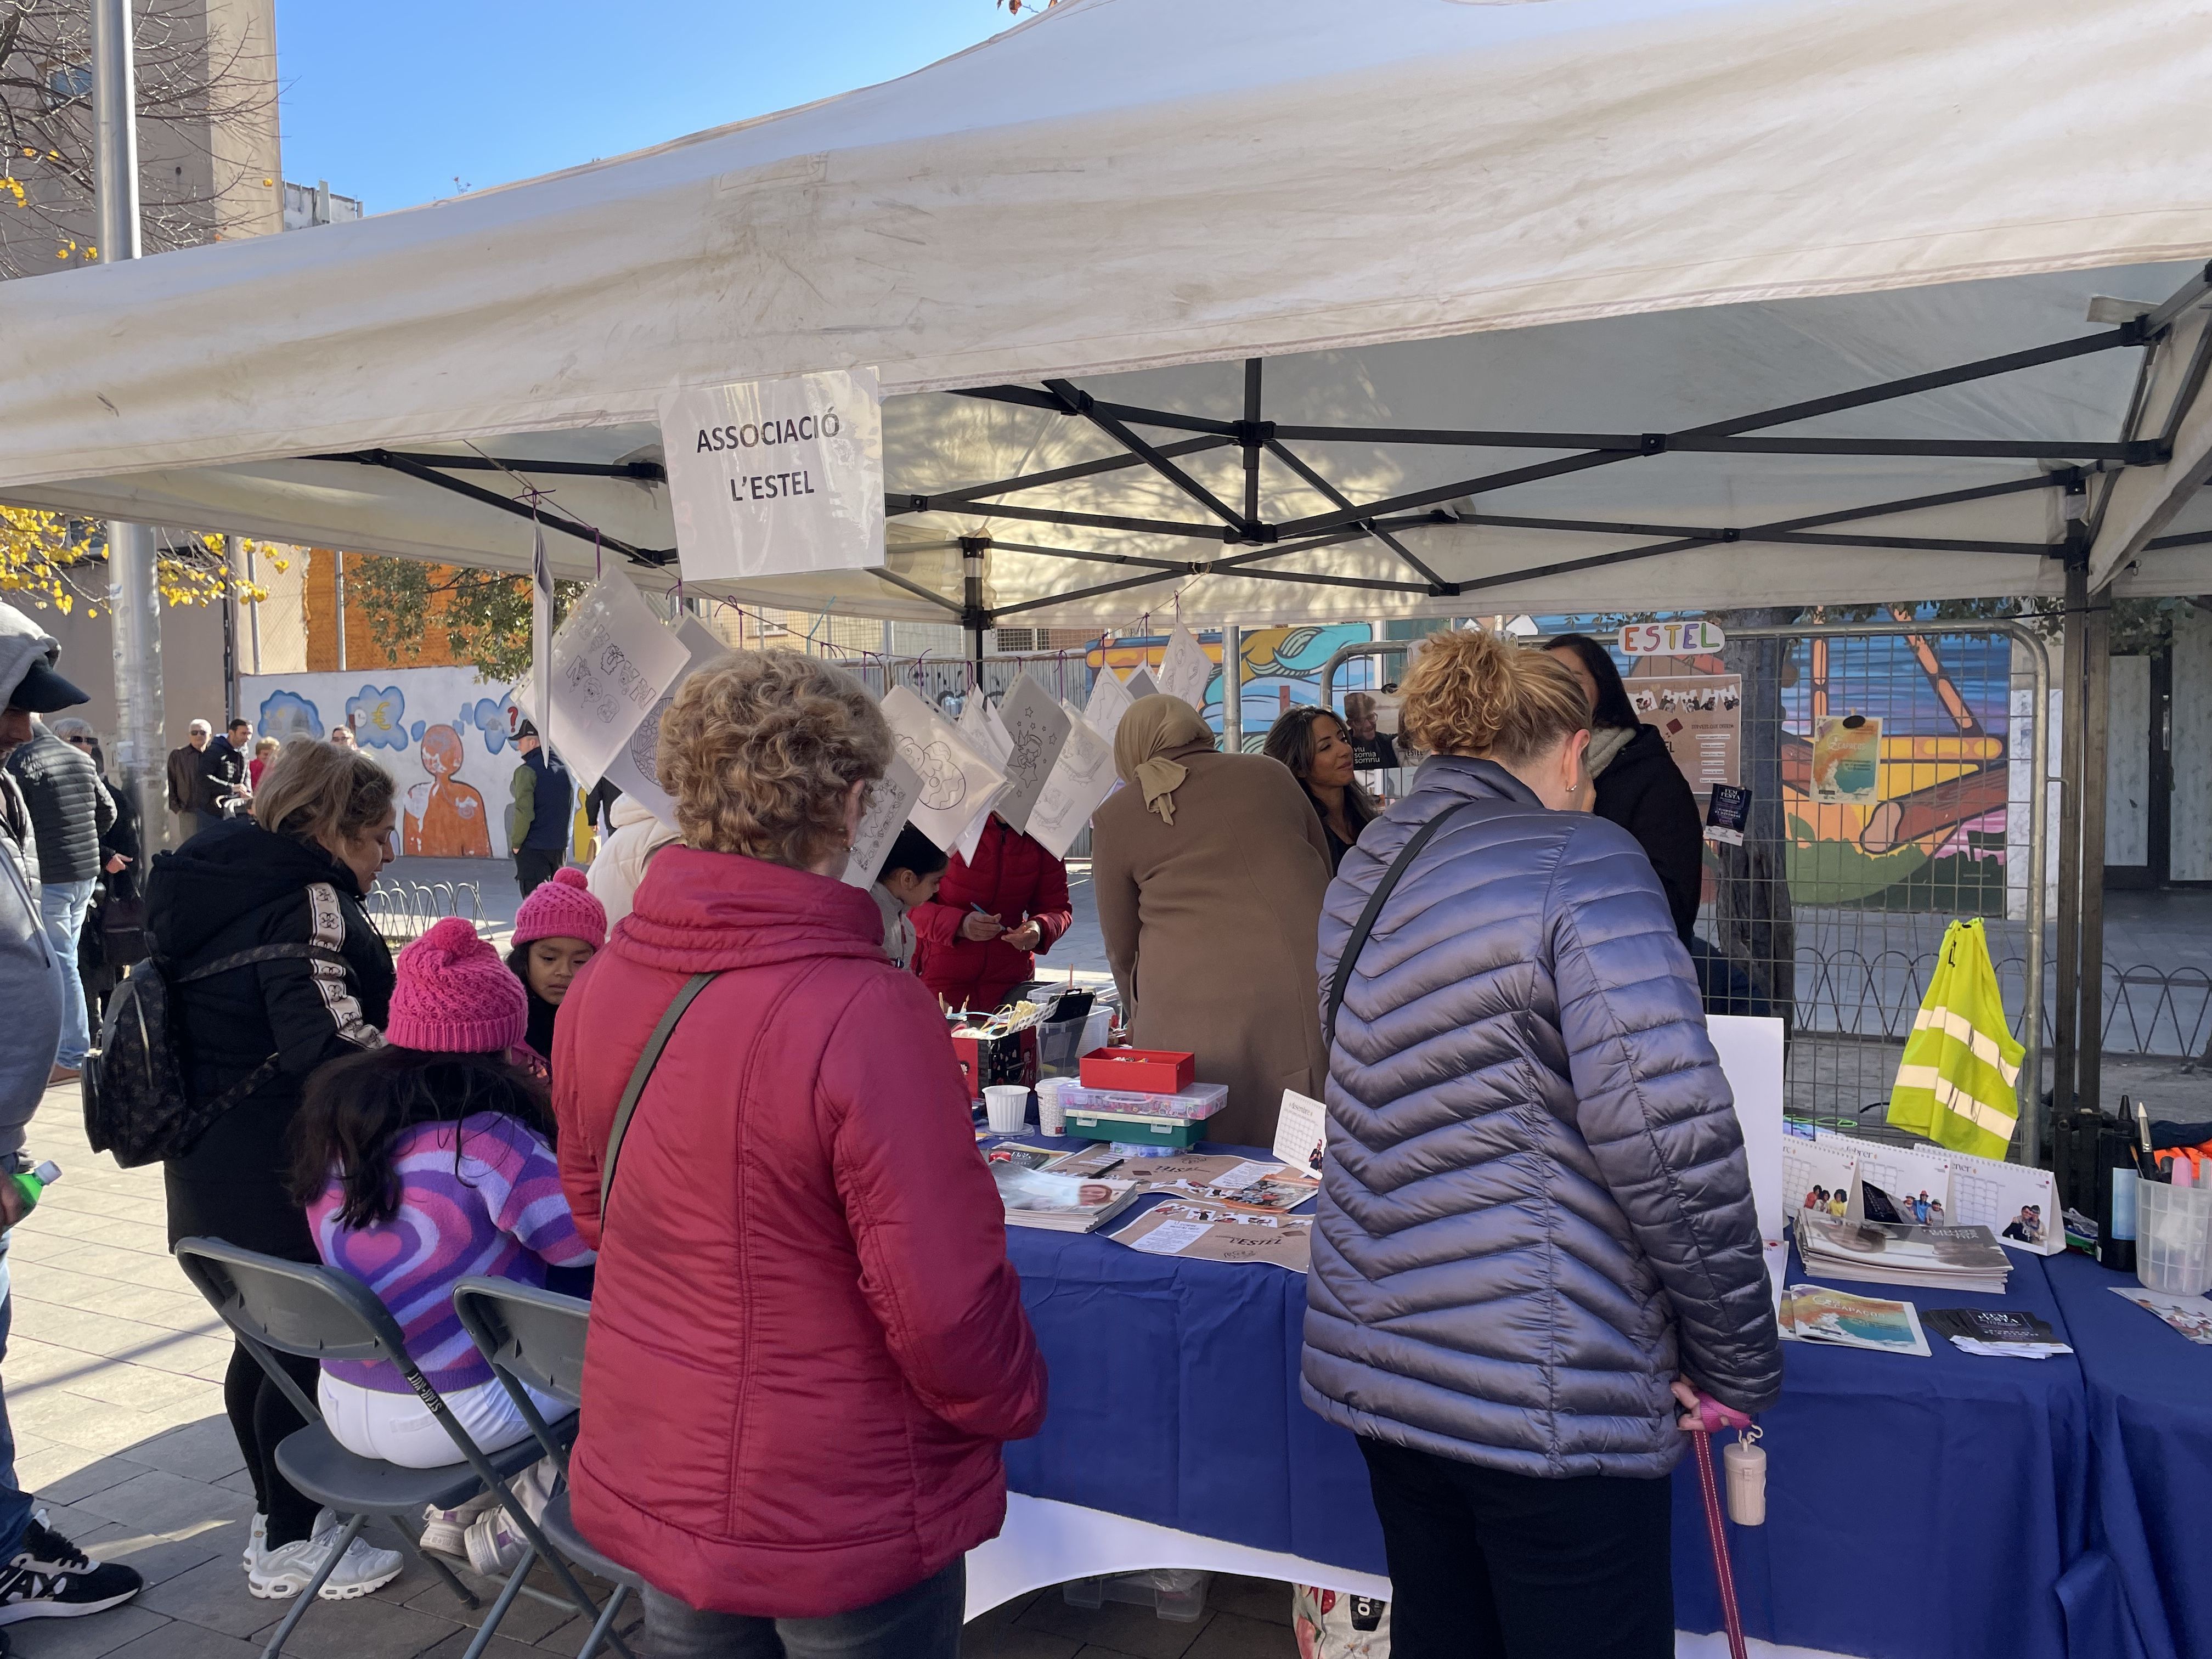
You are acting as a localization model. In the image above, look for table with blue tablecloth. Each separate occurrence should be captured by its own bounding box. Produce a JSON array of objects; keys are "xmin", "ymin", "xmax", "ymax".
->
[
  {"xmin": 973, "ymin": 1141, "xmax": 2145, "ymax": 1659},
  {"xmin": 2044, "ymin": 1250, "xmax": 2212, "ymax": 1659}
]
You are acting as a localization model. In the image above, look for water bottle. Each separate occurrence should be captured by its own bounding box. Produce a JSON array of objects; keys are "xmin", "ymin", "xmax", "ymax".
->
[{"xmin": 9, "ymin": 1161, "xmax": 60, "ymax": 1213}]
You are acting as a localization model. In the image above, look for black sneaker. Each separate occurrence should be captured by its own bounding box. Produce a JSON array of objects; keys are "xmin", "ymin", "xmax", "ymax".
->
[{"xmin": 0, "ymin": 1516, "xmax": 143, "ymax": 1624}]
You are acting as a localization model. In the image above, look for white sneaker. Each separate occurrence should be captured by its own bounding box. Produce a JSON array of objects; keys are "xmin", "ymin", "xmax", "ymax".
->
[
  {"xmin": 461, "ymin": 1509, "xmax": 528, "ymax": 1578},
  {"xmin": 247, "ymin": 1519, "xmax": 403, "ymax": 1601},
  {"xmin": 420, "ymin": 1492, "xmax": 498, "ymax": 1560}
]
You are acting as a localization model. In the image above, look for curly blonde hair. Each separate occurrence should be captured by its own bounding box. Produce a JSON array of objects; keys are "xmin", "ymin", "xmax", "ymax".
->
[
  {"xmin": 1399, "ymin": 628, "xmax": 1590, "ymax": 763},
  {"xmin": 657, "ymin": 651, "xmax": 891, "ymax": 869}
]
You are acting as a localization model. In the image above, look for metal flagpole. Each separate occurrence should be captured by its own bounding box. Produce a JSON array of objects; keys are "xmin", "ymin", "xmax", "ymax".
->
[{"xmin": 93, "ymin": 0, "xmax": 167, "ymax": 849}]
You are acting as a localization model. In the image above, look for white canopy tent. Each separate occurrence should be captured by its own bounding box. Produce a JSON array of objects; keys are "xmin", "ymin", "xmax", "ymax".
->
[{"xmin": 4, "ymin": 0, "xmax": 2211, "ymax": 630}]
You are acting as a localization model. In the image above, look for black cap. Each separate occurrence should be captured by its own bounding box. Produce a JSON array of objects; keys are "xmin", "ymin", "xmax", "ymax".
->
[
  {"xmin": 515, "ymin": 718, "xmax": 539, "ymax": 740},
  {"xmin": 5, "ymin": 653, "xmax": 89, "ymax": 715}
]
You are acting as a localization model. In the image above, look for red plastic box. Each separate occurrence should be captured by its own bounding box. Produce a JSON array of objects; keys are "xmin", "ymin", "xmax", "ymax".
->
[{"xmin": 1078, "ymin": 1047, "xmax": 1196, "ymax": 1094}]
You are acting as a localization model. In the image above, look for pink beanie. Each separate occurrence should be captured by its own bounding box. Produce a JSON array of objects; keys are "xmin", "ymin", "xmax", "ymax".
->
[
  {"xmin": 387, "ymin": 916, "xmax": 528, "ymax": 1053},
  {"xmin": 512, "ymin": 866, "xmax": 608, "ymax": 949}
]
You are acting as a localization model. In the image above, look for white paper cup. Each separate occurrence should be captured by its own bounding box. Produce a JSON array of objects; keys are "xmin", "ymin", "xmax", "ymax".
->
[
  {"xmin": 983, "ymin": 1085, "xmax": 1031, "ymax": 1135},
  {"xmin": 1034, "ymin": 1077, "xmax": 1069, "ymax": 1138}
]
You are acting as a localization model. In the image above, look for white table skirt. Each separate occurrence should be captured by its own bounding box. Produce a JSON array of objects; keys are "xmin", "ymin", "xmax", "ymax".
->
[{"xmin": 966, "ymin": 1494, "xmax": 1855, "ymax": 1659}]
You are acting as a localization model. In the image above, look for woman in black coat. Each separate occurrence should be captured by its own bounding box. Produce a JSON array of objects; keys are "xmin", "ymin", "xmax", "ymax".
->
[
  {"xmin": 145, "ymin": 740, "xmax": 404, "ymax": 1600},
  {"xmin": 1545, "ymin": 635, "xmax": 1705, "ymax": 944}
]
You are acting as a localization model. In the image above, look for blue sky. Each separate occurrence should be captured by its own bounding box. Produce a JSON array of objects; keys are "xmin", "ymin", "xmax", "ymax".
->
[{"xmin": 274, "ymin": 2, "xmax": 1015, "ymax": 213}]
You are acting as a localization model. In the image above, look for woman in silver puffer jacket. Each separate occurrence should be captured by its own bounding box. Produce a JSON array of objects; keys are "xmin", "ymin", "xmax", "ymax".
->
[{"xmin": 1305, "ymin": 627, "xmax": 1780, "ymax": 1659}]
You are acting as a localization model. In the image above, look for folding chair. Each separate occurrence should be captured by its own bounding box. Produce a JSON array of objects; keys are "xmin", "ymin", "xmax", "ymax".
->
[
  {"xmin": 174, "ymin": 1239, "xmax": 618, "ymax": 1659},
  {"xmin": 453, "ymin": 1277, "xmax": 645, "ymax": 1659}
]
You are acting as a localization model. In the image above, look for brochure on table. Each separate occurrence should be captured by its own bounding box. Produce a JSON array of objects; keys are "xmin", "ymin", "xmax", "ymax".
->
[{"xmin": 1114, "ymin": 1204, "xmax": 1314, "ymax": 1273}]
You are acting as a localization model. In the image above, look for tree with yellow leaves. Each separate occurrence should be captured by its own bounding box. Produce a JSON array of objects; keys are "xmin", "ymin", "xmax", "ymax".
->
[{"xmin": 0, "ymin": 505, "xmax": 274, "ymax": 616}]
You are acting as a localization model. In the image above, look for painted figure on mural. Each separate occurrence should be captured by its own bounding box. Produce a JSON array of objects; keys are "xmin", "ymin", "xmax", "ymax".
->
[{"xmin": 402, "ymin": 724, "xmax": 492, "ymax": 857}]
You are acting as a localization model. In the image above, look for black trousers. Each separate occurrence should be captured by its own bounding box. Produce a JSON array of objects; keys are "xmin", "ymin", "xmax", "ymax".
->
[
  {"xmin": 1358, "ymin": 1436, "xmax": 1674, "ymax": 1659},
  {"xmin": 514, "ymin": 848, "xmax": 560, "ymax": 896},
  {"xmin": 167, "ymin": 1096, "xmax": 325, "ymax": 1548}
]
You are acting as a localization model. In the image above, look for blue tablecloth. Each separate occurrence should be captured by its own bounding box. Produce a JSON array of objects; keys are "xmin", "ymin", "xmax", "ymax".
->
[
  {"xmin": 999, "ymin": 1144, "xmax": 2111, "ymax": 1659},
  {"xmin": 2044, "ymin": 1250, "xmax": 2212, "ymax": 1659},
  {"xmin": 1675, "ymin": 1248, "xmax": 2097, "ymax": 1659}
]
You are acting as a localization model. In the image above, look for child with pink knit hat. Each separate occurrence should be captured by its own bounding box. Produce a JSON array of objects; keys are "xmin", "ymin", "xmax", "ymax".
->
[
  {"xmin": 505, "ymin": 866, "xmax": 607, "ymax": 1077},
  {"xmin": 288, "ymin": 916, "xmax": 590, "ymax": 1576}
]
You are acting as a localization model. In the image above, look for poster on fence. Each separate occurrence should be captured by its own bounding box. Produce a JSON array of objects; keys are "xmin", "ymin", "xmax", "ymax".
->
[{"xmin": 1625, "ymin": 674, "xmax": 1741, "ymax": 794}]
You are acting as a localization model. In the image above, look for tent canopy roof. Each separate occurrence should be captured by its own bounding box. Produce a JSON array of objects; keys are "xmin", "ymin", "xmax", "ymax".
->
[{"xmin": 4, "ymin": 0, "xmax": 2210, "ymax": 624}]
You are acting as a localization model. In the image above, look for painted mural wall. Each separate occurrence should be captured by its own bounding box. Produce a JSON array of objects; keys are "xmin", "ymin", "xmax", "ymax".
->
[{"xmin": 241, "ymin": 668, "xmax": 521, "ymax": 860}]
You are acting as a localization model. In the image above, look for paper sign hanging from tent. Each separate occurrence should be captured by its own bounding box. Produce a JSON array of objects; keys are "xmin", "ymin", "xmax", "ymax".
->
[
  {"xmin": 993, "ymin": 675, "xmax": 1073, "ymax": 833},
  {"xmin": 1027, "ymin": 703, "xmax": 1117, "ymax": 859},
  {"xmin": 1085, "ymin": 670, "xmax": 1135, "ymax": 745},
  {"xmin": 1125, "ymin": 667, "xmax": 1160, "ymax": 702},
  {"xmin": 878, "ymin": 686, "xmax": 1006, "ymax": 851},
  {"xmin": 958, "ymin": 693, "xmax": 1012, "ymax": 772},
  {"xmin": 955, "ymin": 793, "xmax": 998, "ymax": 863},
  {"xmin": 518, "ymin": 569, "xmax": 693, "ymax": 789},
  {"xmin": 842, "ymin": 755, "xmax": 922, "ymax": 889},
  {"xmin": 661, "ymin": 366, "xmax": 885, "ymax": 582},
  {"xmin": 1156, "ymin": 625, "xmax": 1212, "ymax": 709},
  {"xmin": 597, "ymin": 616, "xmax": 726, "ymax": 828}
]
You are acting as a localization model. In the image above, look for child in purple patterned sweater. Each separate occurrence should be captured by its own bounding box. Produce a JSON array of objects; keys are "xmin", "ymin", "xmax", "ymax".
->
[{"xmin": 289, "ymin": 917, "xmax": 591, "ymax": 1576}]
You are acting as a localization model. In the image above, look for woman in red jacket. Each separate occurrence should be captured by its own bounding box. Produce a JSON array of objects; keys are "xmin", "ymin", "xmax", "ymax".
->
[
  {"xmin": 553, "ymin": 652, "xmax": 1047, "ymax": 1657},
  {"xmin": 912, "ymin": 813, "xmax": 1072, "ymax": 1013}
]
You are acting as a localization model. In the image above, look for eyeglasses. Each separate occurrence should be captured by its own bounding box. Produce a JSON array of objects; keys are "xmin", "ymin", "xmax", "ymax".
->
[{"xmin": 65, "ymin": 736, "xmax": 95, "ymax": 748}]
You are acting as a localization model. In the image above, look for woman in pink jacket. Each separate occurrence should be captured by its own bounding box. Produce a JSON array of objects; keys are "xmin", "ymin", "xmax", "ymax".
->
[{"xmin": 554, "ymin": 652, "xmax": 1046, "ymax": 1657}]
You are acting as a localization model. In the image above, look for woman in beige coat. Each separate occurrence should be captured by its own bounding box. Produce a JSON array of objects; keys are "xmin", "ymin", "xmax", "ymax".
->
[{"xmin": 1091, "ymin": 695, "xmax": 1333, "ymax": 1148}]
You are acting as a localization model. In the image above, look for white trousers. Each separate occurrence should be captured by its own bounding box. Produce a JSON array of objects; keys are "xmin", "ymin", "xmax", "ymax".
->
[{"xmin": 318, "ymin": 1370, "xmax": 567, "ymax": 1469}]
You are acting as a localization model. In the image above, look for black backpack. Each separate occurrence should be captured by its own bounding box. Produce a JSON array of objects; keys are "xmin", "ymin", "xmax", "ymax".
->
[{"xmin": 83, "ymin": 941, "xmax": 343, "ymax": 1169}]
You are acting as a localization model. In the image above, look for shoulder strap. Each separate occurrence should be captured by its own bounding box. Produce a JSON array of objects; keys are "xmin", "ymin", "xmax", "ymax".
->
[
  {"xmin": 601, "ymin": 972, "xmax": 720, "ymax": 1216},
  {"xmin": 173, "ymin": 942, "xmax": 346, "ymax": 983},
  {"xmin": 1323, "ymin": 799, "xmax": 1482, "ymax": 1051}
]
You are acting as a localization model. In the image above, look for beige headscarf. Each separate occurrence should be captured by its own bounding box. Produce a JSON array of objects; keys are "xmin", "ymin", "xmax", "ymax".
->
[{"xmin": 1113, "ymin": 695, "xmax": 1214, "ymax": 824}]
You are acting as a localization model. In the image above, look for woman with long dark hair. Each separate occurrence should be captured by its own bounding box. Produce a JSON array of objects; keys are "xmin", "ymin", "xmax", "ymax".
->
[
  {"xmin": 1263, "ymin": 706, "xmax": 1378, "ymax": 873},
  {"xmin": 1544, "ymin": 633, "xmax": 1705, "ymax": 944},
  {"xmin": 290, "ymin": 916, "xmax": 588, "ymax": 1575}
]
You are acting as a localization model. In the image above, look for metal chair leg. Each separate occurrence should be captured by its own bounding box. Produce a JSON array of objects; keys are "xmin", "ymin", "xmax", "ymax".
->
[
  {"xmin": 575, "ymin": 1582, "xmax": 632, "ymax": 1659},
  {"xmin": 258, "ymin": 1513, "xmax": 363, "ymax": 1659},
  {"xmin": 459, "ymin": 1545, "xmax": 538, "ymax": 1659}
]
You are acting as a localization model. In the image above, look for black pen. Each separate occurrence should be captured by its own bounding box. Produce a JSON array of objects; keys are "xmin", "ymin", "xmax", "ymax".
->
[{"xmin": 1093, "ymin": 1157, "xmax": 1126, "ymax": 1177}]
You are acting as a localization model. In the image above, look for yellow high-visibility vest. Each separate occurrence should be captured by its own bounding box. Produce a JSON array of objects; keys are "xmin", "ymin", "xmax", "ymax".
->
[{"xmin": 1887, "ymin": 918, "xmax": 2024, "ymax": 1160}]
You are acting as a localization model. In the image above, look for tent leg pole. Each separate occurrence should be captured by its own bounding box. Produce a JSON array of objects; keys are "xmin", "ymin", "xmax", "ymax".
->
[
  {"xmin": 1221, "ymin": 623, "xmax": 1242, "ymax": 752},
  {"xmin": 93, "ymin": 0, "xmax": 167, "ymax": 852},
  {"xmin": 2052, "ymin": 565, "xmax": 2084, "ymax": 1121},
  {"xmin": 2075, "ymin": 581, "xmax": 2112, "ymax": 1117}
]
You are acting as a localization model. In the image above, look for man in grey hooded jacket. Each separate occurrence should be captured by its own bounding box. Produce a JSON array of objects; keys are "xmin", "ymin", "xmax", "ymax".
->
[{"xmin": 0, "ymin": 601, "xmax": 145, "ymax": 1637}]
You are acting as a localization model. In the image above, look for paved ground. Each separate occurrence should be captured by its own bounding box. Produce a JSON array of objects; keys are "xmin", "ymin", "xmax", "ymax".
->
[{"xmin": 0, "ymin": 1075, "xmax": 1293, "ymax": 1658}]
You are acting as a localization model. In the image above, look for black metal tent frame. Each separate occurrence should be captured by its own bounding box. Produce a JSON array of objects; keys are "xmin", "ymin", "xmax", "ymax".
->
[{"xmin": 304, "ymin": 260, "xmax": 2212, "ymax": 627}]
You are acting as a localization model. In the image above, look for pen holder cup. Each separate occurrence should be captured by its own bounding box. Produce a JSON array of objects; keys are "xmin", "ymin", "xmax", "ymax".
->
[
  {"xmin": 983, "ymin": 1086, "xmax": 1031, "ymax": 1136},
  {"xmin": 2135, "ymin": 1182, "xmax": 2212, "ymax": 1295}
]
